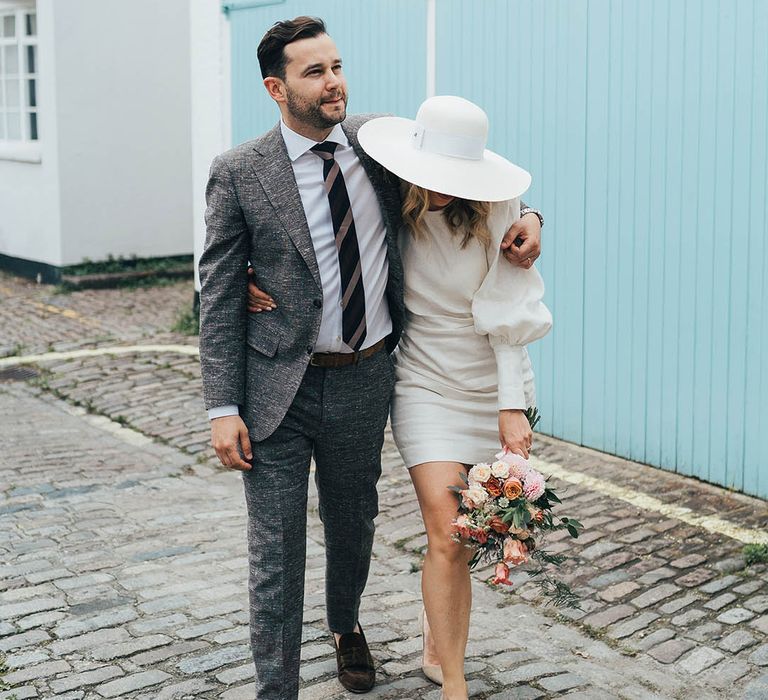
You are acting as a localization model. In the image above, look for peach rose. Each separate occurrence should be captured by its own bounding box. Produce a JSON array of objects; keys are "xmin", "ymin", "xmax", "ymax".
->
[
  {"xmin": 490, "ymin": 460, "xmax": 511, "ymax": 479},
  {"xmin": 468, "ymin": 463, "xmax": 492, "ymax": 483},
  {"xmin": 502, "ymin": 477, "xmax": 523, "ymax": 500},
  {"xmin": 472, "ymin": 528, "xmax": 489, "ymax": 544},
  {"xmin": 491, "ymin": 562, "xmax": 513, "ymax": 586},
  {"xmin": 508, "ymin": 525, "xmax": 530, "ymax": 540},
  {"xmin": 503, "ymin": 537, "xmax": 530, "ymax": 566},
  {"xmin": 488, "ymin": 516, "xmax": 510, "ymax": 534},
  {"xmin": 483, "ymin": 477, "xmax": 503, "ymax": 497},
  {"xmin": 461, "ymin": 487, "xmax": 488, "ymax": 510}
]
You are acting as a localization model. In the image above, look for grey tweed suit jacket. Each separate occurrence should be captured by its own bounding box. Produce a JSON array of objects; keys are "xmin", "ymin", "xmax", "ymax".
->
[{"xmin": 198, "ymin": 115, "xmax": 405, "ymax": 442}]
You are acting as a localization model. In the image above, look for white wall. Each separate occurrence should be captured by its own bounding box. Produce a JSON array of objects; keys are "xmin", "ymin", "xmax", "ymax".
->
[
  {"xmin": 0, "ymin": 0, "xmax": 62, "ymax": 266},
  {"xmin": 190, "ymin": 0, "xmax": 230, "ymax": 292},
  {"xmin": 53, "ymin": 0, "xmax": 193, "ymax": 265}
]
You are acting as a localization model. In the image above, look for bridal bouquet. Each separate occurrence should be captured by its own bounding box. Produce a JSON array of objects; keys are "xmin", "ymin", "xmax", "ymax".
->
[{"xmin": 450, "ymin": 430, "xmax": 583, "ymax": 608}]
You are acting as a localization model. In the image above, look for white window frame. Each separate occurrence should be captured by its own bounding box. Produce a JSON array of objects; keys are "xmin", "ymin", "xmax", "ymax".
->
[{"xmin": 0, "ymin": 0, "xmax": 39, "ymax": 162}]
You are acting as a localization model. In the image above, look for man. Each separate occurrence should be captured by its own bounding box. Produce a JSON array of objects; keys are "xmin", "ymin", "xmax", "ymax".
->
[{"xmin": 198, "ymin": 16, "xmax": 543, "ymax": 699}]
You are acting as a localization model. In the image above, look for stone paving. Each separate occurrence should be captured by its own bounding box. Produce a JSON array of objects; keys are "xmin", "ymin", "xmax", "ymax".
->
[{"xmin": 1, "ymin": 274, "xmax": 768, "ymax": 699}]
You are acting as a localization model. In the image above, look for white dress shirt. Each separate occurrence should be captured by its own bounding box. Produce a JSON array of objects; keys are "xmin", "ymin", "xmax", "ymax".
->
[{"xmin": 208, "ymin": 120, "xmax": 393, "ymax": 420}]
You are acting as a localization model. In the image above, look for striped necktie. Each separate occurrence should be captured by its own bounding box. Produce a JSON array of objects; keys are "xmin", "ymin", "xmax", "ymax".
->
[{"xmin": 311, "ymin": 142, "xmax": 367, "ymax": 351}]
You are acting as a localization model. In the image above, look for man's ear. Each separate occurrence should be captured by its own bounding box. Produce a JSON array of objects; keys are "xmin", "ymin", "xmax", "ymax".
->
[{"xmin": 263, "ymin": 77, "xmax": 286, "ymax": 104}]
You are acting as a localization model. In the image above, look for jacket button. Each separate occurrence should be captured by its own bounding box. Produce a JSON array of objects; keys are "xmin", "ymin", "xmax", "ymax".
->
[
  {"xmin": 306, "ymin": 346, "xmax": 313, "ymax": 354},
  {"xmin": 313, "ymin": 298, "xmax": 322, "ymax": 308}
]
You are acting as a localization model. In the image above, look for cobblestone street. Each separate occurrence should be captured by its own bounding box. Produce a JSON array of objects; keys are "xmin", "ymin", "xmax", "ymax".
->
[{"xmin": 1, "ymin": 273, "xmax": 768, "ymax": 699}]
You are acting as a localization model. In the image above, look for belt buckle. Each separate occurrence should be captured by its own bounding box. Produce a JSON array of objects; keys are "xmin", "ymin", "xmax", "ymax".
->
[{"xmin": 309, "ymin": 353, "xmax": 322, "ymax": 367}]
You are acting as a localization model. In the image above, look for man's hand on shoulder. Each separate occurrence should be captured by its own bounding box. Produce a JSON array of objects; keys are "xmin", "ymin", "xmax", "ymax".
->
[
  {"xmin": 211, "ymin": 415, "xmax": 253, "ymax": 471},
  {"xmin": 500, "ymin": 212, "xmax": 542, "ymax": 269}
]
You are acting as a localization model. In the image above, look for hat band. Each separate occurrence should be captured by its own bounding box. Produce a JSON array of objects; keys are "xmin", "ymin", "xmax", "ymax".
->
[{"xmin": 410, "ymin": 123, "xmax": 485, "ymax": 161}]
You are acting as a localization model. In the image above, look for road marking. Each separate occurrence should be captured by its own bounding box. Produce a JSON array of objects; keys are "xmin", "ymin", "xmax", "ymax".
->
[
  {"xmin": 533, "ymin": 456, "xmax": 768, "ymax": 546},
  {"xmin": 0, "ymin": 344, "xmax": 199, "ymax": 368},
  {"xmin": 3, "ymin": 344, "xmax": 763, "ymax": 546}
]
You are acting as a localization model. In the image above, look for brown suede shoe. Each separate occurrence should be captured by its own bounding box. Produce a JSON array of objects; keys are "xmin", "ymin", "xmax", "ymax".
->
[{"xmin": 332, "ymin": 624, "xmax": 375, "ymax": 693}]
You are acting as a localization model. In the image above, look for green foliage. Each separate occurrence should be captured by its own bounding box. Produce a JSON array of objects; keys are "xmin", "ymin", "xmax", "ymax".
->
[
  {"xmin": 172, "ymin": 306, "xmax": 200, "ymax": 336},
  {"xmin": 525, "ymin": 406, "xmax": 541, "ymax": 430},
  {"xmin": 63, "ymin": 254, "xmax": 192, "ymax": 276},
  {"xmin": 526, "ymin": 556, "xmax": 581, "ymax": 609},
  {"xmin": 744, "ymin": 543, "xmax": 768, "ymax": 566},
  {"xmin": 0, "ymin": 653, "xmax": 10, "ymax": 690}
]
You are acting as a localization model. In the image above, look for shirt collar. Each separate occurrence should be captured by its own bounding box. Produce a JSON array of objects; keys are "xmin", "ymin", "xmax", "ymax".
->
[{"xmin": 280, "ymin": 120, "xmax": 349, "ymax": 162}]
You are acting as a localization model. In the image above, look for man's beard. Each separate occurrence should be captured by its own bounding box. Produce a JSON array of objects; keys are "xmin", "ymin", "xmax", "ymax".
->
[{"xmin": 285, "ymin": 86, "xmax": 347, "ymax": 130}]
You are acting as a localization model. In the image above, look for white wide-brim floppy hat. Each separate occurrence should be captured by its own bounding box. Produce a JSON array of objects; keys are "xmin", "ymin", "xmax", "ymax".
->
[{"xmin": 357, "ymin": 95, "xmax": 531, "ymax": 202}]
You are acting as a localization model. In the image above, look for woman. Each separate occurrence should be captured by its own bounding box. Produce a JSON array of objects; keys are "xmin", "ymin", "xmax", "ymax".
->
[{"xmin": 249, "ymin": 96, "xmax": 552, "ymax": 700}]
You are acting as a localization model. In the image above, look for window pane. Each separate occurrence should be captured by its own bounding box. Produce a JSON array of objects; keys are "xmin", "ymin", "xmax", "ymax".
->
[
  {"xmin": 6, "ymin": 111, "xmax": 20, "ymax": 139},
  {"xmin": 4, "ymin": 46, "xmax": 18, "ymax": 75},
  {"xmin": 6, "ymin": 79, "xmax": 18, "ymax": 108},
  {"xmin": 29, "ymin": 111, "xmax": 37, "ymax": 140},
  {"xmin": 27, "ymin": 78, "xmax": 35, "ymax": 107},
  {"xmin": 3, "ymin": 15, "xmax": 15, "ymax": 39},
  {"xmin": 26, "ymin": 45, "xmax": 35, "ymax": 74},
  {"xmin": 26, "ymin": 13, "xmax": 36, "ymax": 37}
]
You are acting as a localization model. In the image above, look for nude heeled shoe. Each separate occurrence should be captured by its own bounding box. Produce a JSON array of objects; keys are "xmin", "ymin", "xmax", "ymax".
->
[{"xmin": 421, "ymin": 607, "xmax": 444, "ymax": 686}]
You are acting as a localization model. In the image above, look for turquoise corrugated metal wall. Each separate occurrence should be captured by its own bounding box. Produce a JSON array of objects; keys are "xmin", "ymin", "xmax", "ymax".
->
[
  {"xmin": 227, "ymin": 1, "xmax": 768, "ymax": 499},
  {"xmin": 227, "ymin": 0, "xmax": 426, "ymax": 145}
]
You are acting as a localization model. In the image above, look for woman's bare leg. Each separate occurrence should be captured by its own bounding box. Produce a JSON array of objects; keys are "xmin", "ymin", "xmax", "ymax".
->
[{"xmin": 410, "ymin": 461, "xmax": 473, "ymax": 700}]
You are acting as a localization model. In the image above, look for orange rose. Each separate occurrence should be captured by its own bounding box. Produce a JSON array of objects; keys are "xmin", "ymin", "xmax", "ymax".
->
[
  {"xmin": 484, "ymin": 477, "xmax": 503, "ymax": 497},
  {"xmin": 502, "ymin": 477, "xmax": 523, "ymax": 500},
  {"xmin": 488, "ymin": 516, "xmax": 510, "ymax": 534}
]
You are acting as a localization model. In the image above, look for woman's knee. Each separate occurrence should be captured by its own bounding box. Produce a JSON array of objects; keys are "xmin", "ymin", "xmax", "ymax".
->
[{"xmin": 426, "ymin": 531, "xmax": 469, "ymax": 565}]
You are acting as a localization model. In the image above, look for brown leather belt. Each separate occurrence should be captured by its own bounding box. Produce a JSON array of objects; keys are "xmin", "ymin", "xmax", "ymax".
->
[{"xmin": 309, "ymin": 338, "xmax": 386, "ymax": 368}]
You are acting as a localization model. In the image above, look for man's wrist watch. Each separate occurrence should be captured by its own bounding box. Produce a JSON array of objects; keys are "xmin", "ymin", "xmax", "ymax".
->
[{"xmin": 520, "ymin": 207, "xmax": 544, "ymax": 228}]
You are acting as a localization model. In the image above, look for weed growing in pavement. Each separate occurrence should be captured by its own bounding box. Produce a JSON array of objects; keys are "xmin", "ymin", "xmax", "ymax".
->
[
  {"xmin": 744, "ymin": 543, "xmax": 768, "ymax": 566},
  {"xmin": 0, "ymin": 654, "xmax": 10, "ymax": 691},
  {"xmin": 579, "ymin": 623, "xmax": 606, "ymax": 640},
  {"xmin": 172, "ymin": 306, "xmax": 200, "ymax": 336},
  {"xmin": 2, "ymin": 343, "xmax": 24, "ymax": 357}
]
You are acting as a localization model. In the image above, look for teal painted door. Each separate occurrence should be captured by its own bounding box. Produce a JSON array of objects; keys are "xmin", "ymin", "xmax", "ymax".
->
[
  {"xmin": 226, "ymin": 0, "xmax": 427, "ymax": 145},
  {"xmin": 226, "ymin": 1, "xmax": 768, "ymax": 499}
]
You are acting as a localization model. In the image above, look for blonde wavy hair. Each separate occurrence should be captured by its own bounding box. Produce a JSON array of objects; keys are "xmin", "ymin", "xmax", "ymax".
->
[{"xmin": 401, "ymin": 182, "xmax": 492, "ymax": 248}]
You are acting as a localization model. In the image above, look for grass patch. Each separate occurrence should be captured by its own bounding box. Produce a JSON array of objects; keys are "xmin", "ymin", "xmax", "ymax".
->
[
  {"xmin": 744, "ymin": 543, "xmax": 768, "ymax": 566},
  {"xmin": 55, "ymin": 255, "xmax": 193, "ymax": 292},
  {"xmin": 172, "ymin": 305, "xmax": 200, "ymax": 336},
  {"xmin": 62, "ymin": 254, "xmax": 192, "ymax": 277}
]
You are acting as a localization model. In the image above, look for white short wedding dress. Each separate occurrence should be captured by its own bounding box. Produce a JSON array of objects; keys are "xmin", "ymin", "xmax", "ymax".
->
[{"xmin": 390, "ymin": 198, "xmax": 552, "ymax": 469}]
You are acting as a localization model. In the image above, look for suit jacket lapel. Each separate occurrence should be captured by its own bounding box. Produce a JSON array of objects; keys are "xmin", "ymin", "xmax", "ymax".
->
[{"xmin": 251, "ymin": 125, "xmax": 322, "ymax": 290}]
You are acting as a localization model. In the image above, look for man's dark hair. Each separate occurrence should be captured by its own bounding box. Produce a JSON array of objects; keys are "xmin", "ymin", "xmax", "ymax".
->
[{"xmin": 257, "ymin": 16, "xmax": 327, "ymax": 80}]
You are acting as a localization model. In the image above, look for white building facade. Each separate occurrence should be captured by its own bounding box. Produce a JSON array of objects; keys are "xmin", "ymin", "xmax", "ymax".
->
[{"xmin": 0, "ymin": 0, "xmax": 229, "ymax": 282}]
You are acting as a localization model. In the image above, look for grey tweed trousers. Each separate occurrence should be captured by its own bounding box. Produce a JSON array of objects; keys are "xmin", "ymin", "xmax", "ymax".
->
[{"xmin": 242, "ymin": 349, "xmax": 395, "ymax": 700}]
